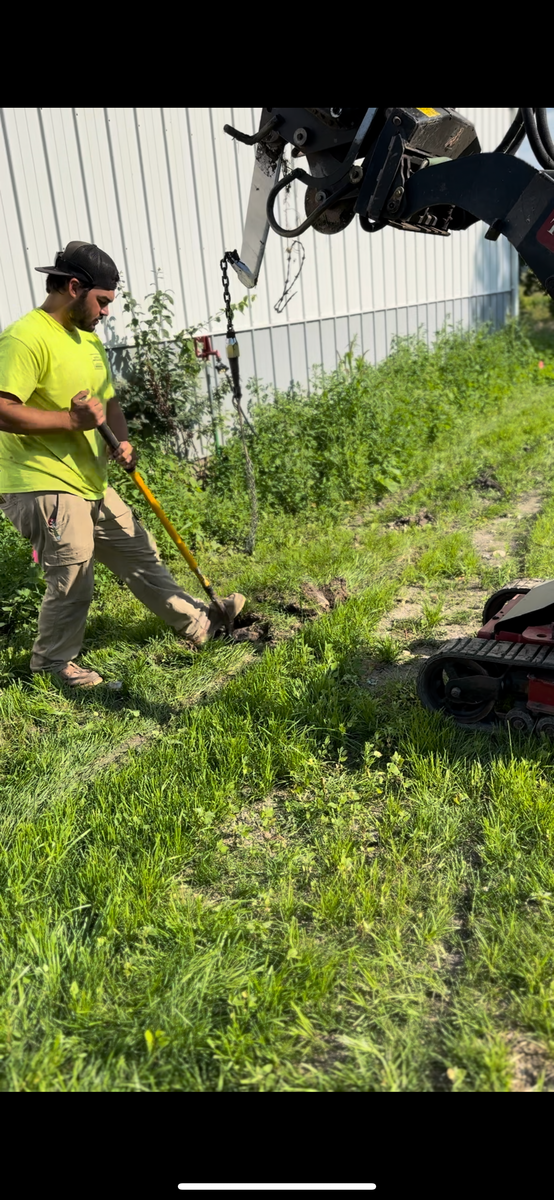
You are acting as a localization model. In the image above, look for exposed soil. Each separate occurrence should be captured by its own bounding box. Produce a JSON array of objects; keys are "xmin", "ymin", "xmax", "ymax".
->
[
  {"xmin": 505, "ymin": 1033, "xmax": 554, "ymax": 1092},
  {"xmin": 473, "ymin": 491, "xmax": 542, "ymax": 562},
  {"xmin": 233, "ymin": 577, "xmax": 351, "ymax": 645},
  {"xmin": 363, "ymin": 490, "xmax": 546, "ymax": 689},
  {"xmin": 224, "ymin": 490, "xmax": 545, "ymax": 683},
  {"xmin": 386, "ymin": 509, "xmax": 434, "ymax": 531},
  {"xmin": 471, "ymin": 470, "xmax": 504, "ymax": 494}
]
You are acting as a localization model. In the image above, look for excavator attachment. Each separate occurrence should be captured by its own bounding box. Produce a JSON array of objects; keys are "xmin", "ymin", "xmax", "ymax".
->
[{"xmin": 223, "ymin": 107, "xmax": 554, "ymax": 298}]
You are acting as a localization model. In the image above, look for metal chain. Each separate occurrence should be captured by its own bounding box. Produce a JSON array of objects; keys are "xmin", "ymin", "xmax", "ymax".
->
[
  {"xmin": 219, "ymin": 254, "xmax": 253, "ymax": 431},
  {"xmin": 220, "ymin": 252, "xmax": 259, "ymax": 555},
  {"xmin": 220, "ymin": 254, "xmax": 234, "ymax": 333}
]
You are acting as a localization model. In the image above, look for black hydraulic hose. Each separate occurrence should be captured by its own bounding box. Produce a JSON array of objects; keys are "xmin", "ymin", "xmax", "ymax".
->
[
  {"xmin": 506, "ymin": 122, "xmax": 528, "ymax": 156},
  {"xmin": 495, "ymin": 109, "xmax": 525, "ymax": 154},
  {"xmin": 536, "ymin": 108, "xmax": 554, "ymax": 166},
  {"xmin": 521, "ymin": 108, "xmax": 554, "ymax": 169},
  {"xmin": 266, "ymin": 175, "xmax": 353, "ymax": 238},
  {"xmin": 502, "ymin": 116, "xmax": 526, "ymax": 157}
]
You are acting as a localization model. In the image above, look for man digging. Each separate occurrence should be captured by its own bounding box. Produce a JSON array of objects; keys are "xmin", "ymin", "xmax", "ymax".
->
[{"xmin": 0, "ymin": 241, "xmax": 245, "ymax": 688}]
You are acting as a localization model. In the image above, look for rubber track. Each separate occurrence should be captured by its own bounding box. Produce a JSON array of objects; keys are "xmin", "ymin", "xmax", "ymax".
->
[
  {"xmin": 422, "ymin": 637, "xmax": 554, "ymax": 731},
  {"xmin": 436, "ymin": 637, "xmax": 554, "ymax": 668}
]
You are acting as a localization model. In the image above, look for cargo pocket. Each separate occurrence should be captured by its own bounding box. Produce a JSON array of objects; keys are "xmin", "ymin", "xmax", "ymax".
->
[{"xmin": 39, "ymin": 493, "xmax": 95, "ymax": 568}]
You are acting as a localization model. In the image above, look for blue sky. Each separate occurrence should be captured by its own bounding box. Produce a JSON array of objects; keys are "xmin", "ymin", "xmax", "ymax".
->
[{"xmin": 514, "ymin": 108, "xmax": 554, "ymax": 167}]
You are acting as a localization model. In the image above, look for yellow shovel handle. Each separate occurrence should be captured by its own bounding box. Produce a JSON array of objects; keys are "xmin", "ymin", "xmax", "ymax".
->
[
  {"xmin": 97, "ymin": 423, "xmax": 213, "ymax": 596},
  {"xmin": 130, "ymin": 470, "xmax": 212, "ymax": 589}
]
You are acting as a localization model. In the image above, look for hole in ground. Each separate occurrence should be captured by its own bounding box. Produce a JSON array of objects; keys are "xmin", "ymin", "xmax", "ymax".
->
[{"xmin": 233, "ymin": 611, "xmax": 265, "ymax": 629}]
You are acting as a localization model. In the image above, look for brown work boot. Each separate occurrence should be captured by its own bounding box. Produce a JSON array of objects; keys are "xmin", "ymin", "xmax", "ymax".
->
[
  {"xmin": 54, "ymin": 661, "xmax": 104, "ymax": 687},
  {"xmin": 185, "ymin": 593, "xmax": 246, "ymax": 648}
]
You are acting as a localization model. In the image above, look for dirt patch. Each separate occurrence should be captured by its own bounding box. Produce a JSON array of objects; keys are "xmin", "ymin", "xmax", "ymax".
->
[
  {"xmin": 297, "ymin": 584, "xmax": 332, "ymax": 613},
  {"xmin": 376, "ymin": 584, "xmax": 487, "ymax": 641},
  {"xmin": 358, "ymin": 654, "xmax": 426, "ymax": 689},
  {"xmin": 516, "ymin": 491, "xmax": 542, "ymax": 519},
  {"xmin": 386, "ymin": 509, "xmax": 434, "ymax": 531},
  {"xmin": 318, "ymin": 577, "xmax": 350, "ymax": 607},
  {"xmin": 379, "ymin": 586, "xmax": 426, "ymax": 631},
  {"xmin": 234, "ymin": 611, "xmax": 266, "ymax": 629},
  {"xmin": 367, "ymin": 486, "xmax": 546, "ymax": 694},
  {"xmin": 234, "ymin": 579, "xmax": 350, "ymax": 646},
  {"xmin": 472, "ymin": 491, "xmax": 543, "ymax": 563},
  {"xmin": 504, "ymin": 576, "xmax": 546, "ymax": 590},
  {"xmin": 473, "ymin": 521, "xmax": 511, "ymax": 561},
  {"xmin": 505, "ymin": 1033, "xmax": 554, "ymax": 1092},
  {"xmin": 284, "ymin": 577, "xmax": 350, "ymax": 618},
  {"xmin": 304, "ymin": 1033, "xmax": 350, "ymax": 1074},
  {"xmin": 471, "ymin": 470, "xmax": 504, "ymax": 494},
  {"xmin": 233, "ymin": 627, "xmax": 271, "ymax": 644},
  {"xmin": 365, "ymin": 582, "xmax": 491, "ymax": 691}
]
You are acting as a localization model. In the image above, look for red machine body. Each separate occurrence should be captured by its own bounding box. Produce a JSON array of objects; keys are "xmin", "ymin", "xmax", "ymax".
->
[{"xmin": 417, "ymin": 580, "xmax": 554, "ymax": 731}]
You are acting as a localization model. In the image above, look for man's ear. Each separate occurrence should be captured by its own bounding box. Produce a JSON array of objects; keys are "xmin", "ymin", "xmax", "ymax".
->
[{"xmin": 68, "ymin": 277, "xmax": 83, "ymax": 299}]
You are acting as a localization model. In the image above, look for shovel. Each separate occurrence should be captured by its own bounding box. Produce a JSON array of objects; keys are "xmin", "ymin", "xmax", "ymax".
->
[{"xmin": 97, "ymin": 422, "xmax": 233, "ymax": 636}]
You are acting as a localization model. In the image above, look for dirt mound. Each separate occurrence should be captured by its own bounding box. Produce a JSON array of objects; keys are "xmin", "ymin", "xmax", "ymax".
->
[
  {"xmin": 471, "ymin": 470, "xmax": 503, "ymax": 493},
  {"xmin": 320, "ymin": 577, "xmax": 350, "ymax": 606},
  {"xmin": 387, "ymin": 509, "xmax": 434, "ymax": 530},
  {"xmin": 286, "ymin": 577, "xmax": 350, "ymax": 616},
  {"xmin": 234, "ymin": 578, "xmax": 350, "ymax": 644},
  {"xmin": 304, "ymin": 577, "xmax": 349, "ymax": 609}
]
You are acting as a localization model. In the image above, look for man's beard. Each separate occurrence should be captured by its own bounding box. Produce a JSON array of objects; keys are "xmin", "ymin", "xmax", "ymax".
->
[{"xmin": 70, "ymin": 295, "xmax": 96, "ymax": 332}]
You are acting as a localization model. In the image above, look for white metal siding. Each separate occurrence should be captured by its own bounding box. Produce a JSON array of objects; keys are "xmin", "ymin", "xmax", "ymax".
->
[{"xmin": 0, "ymin": 107, "xmax": 519, "ymax": 392}]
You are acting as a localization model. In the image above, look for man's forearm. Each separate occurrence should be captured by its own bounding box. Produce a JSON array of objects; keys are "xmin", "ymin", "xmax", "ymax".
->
[
  {"xmin": 0, "ymin": 395, "xmax": 73, "ymax": 434},
  {"xmin": 106, "ymin": 398, "xmax": 129, "ymax": 442}
]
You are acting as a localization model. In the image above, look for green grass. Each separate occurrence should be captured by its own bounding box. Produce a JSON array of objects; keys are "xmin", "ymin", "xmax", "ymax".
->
[{"xmin": 3, "ymin": 326, "xmax": 554, "ymax": 1091}]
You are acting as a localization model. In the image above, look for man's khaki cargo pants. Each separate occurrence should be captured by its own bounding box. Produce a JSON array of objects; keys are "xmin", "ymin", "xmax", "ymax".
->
[{"xmin": 0, "ymin": 487, "xmax": 212, "ymax": 672}]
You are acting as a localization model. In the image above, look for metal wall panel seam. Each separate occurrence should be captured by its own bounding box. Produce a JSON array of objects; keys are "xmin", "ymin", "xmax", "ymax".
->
[
  {"xmin": 0, "ymin": 108, "xmax": 36, "ymax": 306},
  {"xmin": 102, "ymin": 108, "xmax": 132, "ymax": 293},
  {"xmin": 184, "ymin": 108, "xmax": 213, "ymax": 330},
  {"xmin": 71, "ymin": 109, "xmax": 95, "ymax": 241},
  {"xmin": 108, "ymin": 110, "xmax": 147, "ymax": 309},
  {"xmin": 139, "ymin": 108, "xmax": 173, "ymax": 298},
  {"xmin": 50, "ymin": 110, "xmax": 79, "ymax": 238},
  {"xmin": 37, "ymin": 107, "xmax": 62, "ymax": 248},
  {"xmin": 267, "ymin": 322, "xmax": 278, "ymax": 389},
  {"xmin": 132, "ymin": 108, "xmax": 158, "ymax": 289},
  {"xmin": 19, "ymin": 111, "xmax": 48, "ymax": 290},
  {"xmin": 16, "ymin": 111, "xmax": 49, "ymax": 305},
  {"xmin": 160, "ymin": 107, "xmax": 189, "ymax": 328}
]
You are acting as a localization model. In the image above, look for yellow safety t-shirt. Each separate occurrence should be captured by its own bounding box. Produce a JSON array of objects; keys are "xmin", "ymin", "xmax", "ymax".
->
[{"xmin": 0, "ymin": 308, "xmax": 115, "ymax": 499}]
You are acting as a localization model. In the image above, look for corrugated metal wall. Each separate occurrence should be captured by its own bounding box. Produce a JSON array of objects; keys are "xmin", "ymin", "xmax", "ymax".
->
[{"xmin": 0, "ymin": 107, "xmax": 519, "ymax": 397}]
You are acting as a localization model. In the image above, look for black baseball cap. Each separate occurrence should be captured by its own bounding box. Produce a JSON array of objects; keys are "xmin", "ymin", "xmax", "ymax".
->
[{"xmin": 35, "ymin": 240, "xmax": 120, "ymax": 290}]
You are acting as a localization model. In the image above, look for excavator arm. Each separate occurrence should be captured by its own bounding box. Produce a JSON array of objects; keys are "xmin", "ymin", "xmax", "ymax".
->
[{"xmin": 224, "ymin": 107, "xmax": 554, "ymax": 296}]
